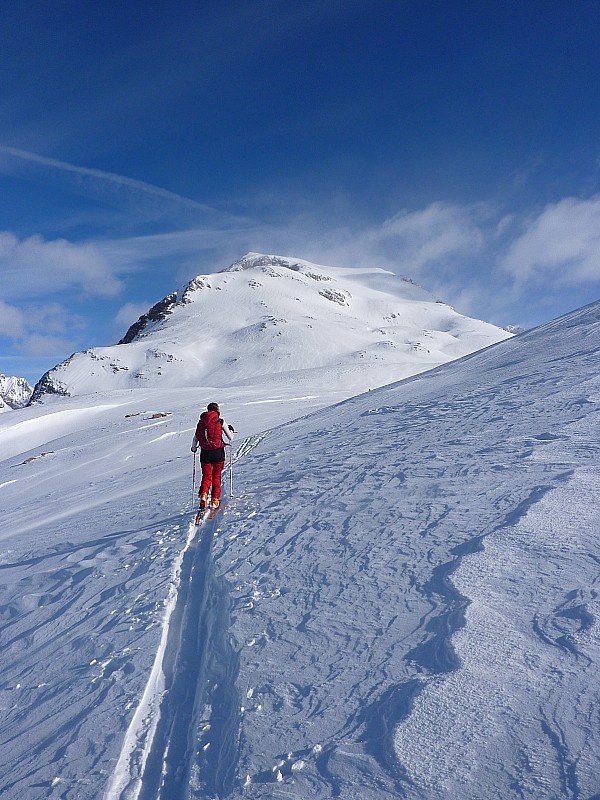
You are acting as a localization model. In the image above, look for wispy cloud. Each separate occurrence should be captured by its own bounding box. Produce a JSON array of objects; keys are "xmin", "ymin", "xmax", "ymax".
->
[
  {"xmin": 0, "ymin": 145, "xmax": 235, "ymax": 222},
  {"xmin": 88, "ymin": 201, "xmax": 496, "ymax": 312},
  {"xmin": 96, "ymin": 227, "xmax": 251, "ymax": 263}
]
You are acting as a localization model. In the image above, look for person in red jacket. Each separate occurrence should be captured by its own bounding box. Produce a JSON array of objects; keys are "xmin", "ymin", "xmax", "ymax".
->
[{"xmin": 191, "ymin": 402, "xmax": 234, "ymax": 510}]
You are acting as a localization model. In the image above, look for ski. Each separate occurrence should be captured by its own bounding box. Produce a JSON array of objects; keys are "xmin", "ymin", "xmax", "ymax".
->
[{"xmin": 194, "ymin": 506, "xmax": 210, "ymax": 525}]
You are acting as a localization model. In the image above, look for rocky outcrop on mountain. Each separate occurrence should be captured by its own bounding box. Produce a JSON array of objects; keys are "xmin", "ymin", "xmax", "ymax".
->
[
  {"xmin": 0, "ymin": 375, "xmax": 33, "ymax": 411},
  {"xmin": 28, "ymin": 367, "xmax": 71, "ymax": 404},
  {"xmin": 118, "ymin": 293, "xmax": 178, "ymax": 344}
]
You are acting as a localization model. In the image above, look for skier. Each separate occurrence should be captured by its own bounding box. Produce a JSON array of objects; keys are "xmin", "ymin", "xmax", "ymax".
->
[{"xmin": 191, "ymin": 402, "xmax": 234, "ymax": 512}]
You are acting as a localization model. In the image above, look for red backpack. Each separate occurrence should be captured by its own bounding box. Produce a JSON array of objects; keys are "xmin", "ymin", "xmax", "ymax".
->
[{"xmin": 196, "ymin": 410, "xmax": 223, "ymax": 450}]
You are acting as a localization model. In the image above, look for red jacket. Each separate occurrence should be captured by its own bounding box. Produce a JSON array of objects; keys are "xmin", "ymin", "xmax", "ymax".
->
[{"xmin": 195, "ymin": 410, "xmax": 223, "ymax": 451}]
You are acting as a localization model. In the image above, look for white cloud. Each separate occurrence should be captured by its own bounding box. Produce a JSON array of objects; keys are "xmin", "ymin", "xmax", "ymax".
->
[
  {"xmin": 29, "ymin": 302, "xmax": 85, "ymax": 335},
  {"xmin": 0, "ymin": 299, "xmax": 25, "ymax": 338},
  {"xmin": 20, "ymin": 333, "xmax": 77, "ymax": 357},
  {"xmin": 269, "ymin": 202, "xmax": 488, "ymax": 281},
  {"xmin": 0, "ymin": 231, "xmax": 122, "ymax": 299},
  {"xmin": 373, "ymin": 202, "xmax": 485, "ymax": 273},
  {"xmin": 500, "ymin": 196, "xmax": 600, "ymax": 286},
  {"xmin": 0, "ymin": 299, "xmax": 81, "ymax": 357}
]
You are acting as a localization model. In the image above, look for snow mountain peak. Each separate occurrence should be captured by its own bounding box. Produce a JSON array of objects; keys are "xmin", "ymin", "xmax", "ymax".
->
[{"xmin": 30, "ymin": 253, "xmax": 511, "ymax": 402}]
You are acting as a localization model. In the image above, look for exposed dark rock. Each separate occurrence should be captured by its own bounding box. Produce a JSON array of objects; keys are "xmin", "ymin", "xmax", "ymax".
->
[{"xmin": 118, "ymin": 293, "xmax": 178, "ymax": 344}]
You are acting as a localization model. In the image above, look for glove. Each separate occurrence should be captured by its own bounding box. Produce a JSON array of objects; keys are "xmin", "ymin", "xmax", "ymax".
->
[{"xmin": 191, "ymin": 445, "xmax": 197, "ymax": 453}]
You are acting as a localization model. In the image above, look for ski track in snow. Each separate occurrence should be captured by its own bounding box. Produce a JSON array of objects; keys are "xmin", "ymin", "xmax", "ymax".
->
[
  {"xmin": 104, "ymin": 503, "xmax": 242, "ymax": 800},
  {"xmin": 104, "ymin": 518, "xmax": 201, "ymax": 800}
]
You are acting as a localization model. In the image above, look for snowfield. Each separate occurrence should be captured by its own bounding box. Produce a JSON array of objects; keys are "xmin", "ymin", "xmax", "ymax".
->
[{"xmin": 1, "ymin": 296, "xmax": 600, "ymax": 798}]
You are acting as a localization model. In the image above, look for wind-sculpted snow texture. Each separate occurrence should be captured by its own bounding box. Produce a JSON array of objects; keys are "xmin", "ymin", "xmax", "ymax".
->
[
  {"xmin": 210, "ymin": 302, "xmax": 600, "ymax": 799},
  {"xmin": 0, "ymin": 302, "xmax": 599, "ymax": 798}
]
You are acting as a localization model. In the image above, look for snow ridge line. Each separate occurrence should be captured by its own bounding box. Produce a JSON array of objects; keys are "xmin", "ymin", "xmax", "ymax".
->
[{"xmin": 103, "ymin": 518, "xmax": 199, "ymax": 800}]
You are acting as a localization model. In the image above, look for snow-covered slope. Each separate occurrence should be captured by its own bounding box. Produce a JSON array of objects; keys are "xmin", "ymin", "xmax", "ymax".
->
[
  {"xmin": 1, "ymin": 300, "xmax": 599, "ymax": 799},
  {"xmin": 0, "ymin": 374, "xmax": 32, "ymax": 412},
  {"xmin": 31, "ymin": 253, "xmax": 510, "ymax": 402}
]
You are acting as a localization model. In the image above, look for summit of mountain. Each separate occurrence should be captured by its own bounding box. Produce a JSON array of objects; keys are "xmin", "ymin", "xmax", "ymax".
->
[{"xmin": 30, "ymin": 253, "xmax": 511, "ymax": 402}]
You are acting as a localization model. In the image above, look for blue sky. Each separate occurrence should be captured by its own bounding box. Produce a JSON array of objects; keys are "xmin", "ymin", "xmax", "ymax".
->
[{"xmin": 2, "ymin": 0, "xmax": 600, "ymax": 384}]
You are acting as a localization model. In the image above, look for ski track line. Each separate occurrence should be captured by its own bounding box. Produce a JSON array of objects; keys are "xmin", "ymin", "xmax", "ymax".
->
[
  {"xmin": 148, "ymin": 431, "xmax": 179, "ymax": 444},
  {"xmin": 104, "ymin": 518, "xmax": 199, "ymax": 800},
  {"xmin": 234, "ymin": 432, "xmax": 270, "ymax": 462},
  {"xmin": 140, "ymin": 506, "xmax": 241, "ymax": 800}
]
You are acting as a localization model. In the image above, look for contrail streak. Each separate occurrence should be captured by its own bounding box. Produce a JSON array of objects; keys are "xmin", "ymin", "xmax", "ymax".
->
[{"xmin": 0, "ymin": 144, "xmax": 220, "ymax": 216}]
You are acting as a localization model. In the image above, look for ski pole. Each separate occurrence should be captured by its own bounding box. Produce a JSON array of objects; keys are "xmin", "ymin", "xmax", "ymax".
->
[
  {"xmin": 192, "ymin": 451, "xmax": 197, "ymax": 507},
  {"xmin": 229, "ymin": 444, "xmax": 234, "ymax": 498}
]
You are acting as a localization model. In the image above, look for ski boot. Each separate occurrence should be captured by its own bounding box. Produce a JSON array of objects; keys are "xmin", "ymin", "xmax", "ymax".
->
[{"xmin": 195, "ymin": 494, "xmax": 209, "ymax": 525}]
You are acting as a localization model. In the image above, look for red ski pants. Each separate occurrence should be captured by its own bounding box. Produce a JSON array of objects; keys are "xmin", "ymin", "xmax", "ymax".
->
[{"xmin": 200, "ymin": 461, "xmax": 224, "ymax": 500}]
